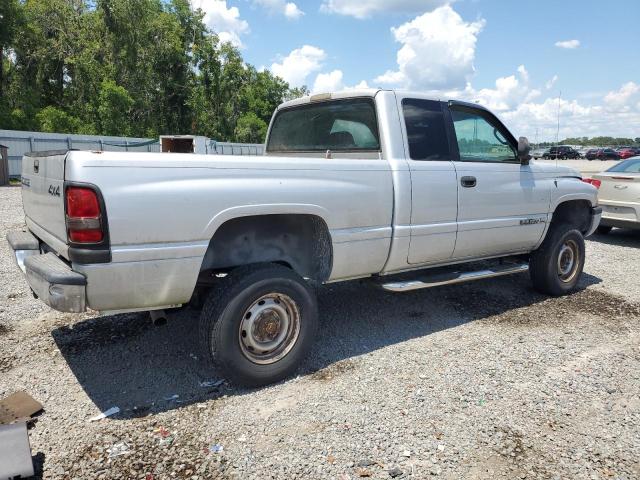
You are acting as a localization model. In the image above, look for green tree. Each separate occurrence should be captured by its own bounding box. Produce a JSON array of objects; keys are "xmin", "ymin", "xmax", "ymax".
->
[
  {"xmin": 234, "ymin": 112, "xmax": 268, "ymax": 143},
  {"xmin": 36, "ymin": 106, "xmax": 81, "ymax": 133},
  {"xmin": 97, "ymin": 80, "xmax": 134, "ymax": 136},
  {"xmin": 1, "ymin": 0, "xmax": 300, "ymax": 140}
]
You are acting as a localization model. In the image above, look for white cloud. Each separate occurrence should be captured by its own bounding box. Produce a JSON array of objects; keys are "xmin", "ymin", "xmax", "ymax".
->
[
  {"xmin": 253, "ymin": 0, "xmax": 304, "ymax": 19},
  {"xmin": 321, "ymin": 0, "xmax": 450, "ymax": 19},
  {"xmin": 603, "ymin": 82, "xmax": 640, "ymax": 109},
  {"xmin": 499, "ymin": 82, "xmax": 640, "ymax": 141},
  {"xmin": 284, "ymin": 2, "xmax": 304, "ymax": 19},
  {"xmin": 271, "ymin": 45, "xmax": 326, "ymax": 87},
  {"xmin": 311, "ymin": 71, "xmax": 371, "ymax": 93},
  {"xmin": 466, "ymin": 65, "xmax": 540, "ymax": 112},
  {"xmin": 313, "ymin": 70, "xmax": 344, "ymax": 93},
  {"xmin": 194, "ymin": 0, "xmax": 249, "ymax": 48},
  {"xmin": 374, "ymin": 6, "xmax": 485, "ymax": 91},
  {"xmin": 545, "ymin": 75, "xmax": 558, "ymax": 90},
  {"xmin": 555, "ymin": 39, "xmax": 580, "ymax": 49}
]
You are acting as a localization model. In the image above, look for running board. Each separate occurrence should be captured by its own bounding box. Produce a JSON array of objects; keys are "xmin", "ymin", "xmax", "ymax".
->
[{"xmin": 379, "ymin": 263, "xmax": 529, "ymax": 292}]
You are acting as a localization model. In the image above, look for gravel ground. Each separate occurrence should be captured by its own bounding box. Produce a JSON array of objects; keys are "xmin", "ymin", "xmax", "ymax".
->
[{"xmin": 1, "ymin": 185, "xmax": 639, "ymax": 480}]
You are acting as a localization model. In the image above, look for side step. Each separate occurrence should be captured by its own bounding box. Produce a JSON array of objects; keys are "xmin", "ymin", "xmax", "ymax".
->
[{"xmin": 379, "ymin": 263, "xmax": 529, "ymax": 292}]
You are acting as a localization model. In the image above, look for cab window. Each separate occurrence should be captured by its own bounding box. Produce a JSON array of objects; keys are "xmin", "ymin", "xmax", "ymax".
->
[
  {"xmin": 402, "ymin": 99, "xmax": 451, "ymax": 161},
  {"xmin": 267, "ymin": 98, "xmax": 380, "ymax": 152},
  {"xmin": 450, "ymin": 108, "xmax": 517, "ymax": 163}
]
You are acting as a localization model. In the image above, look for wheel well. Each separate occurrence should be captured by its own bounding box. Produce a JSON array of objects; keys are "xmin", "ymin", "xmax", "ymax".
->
[
  {"xmin": 200, "ymin": 214, "xmax": 332, "ymax": 282},
  {"xmin": 551, "ymin": 200, "xmax": 591, "ymax": 233}
]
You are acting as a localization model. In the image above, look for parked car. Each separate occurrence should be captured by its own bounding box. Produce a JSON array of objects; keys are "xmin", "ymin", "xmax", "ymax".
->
[
  {"xmin": 585, "ymin": 148, "xmax": 599, "ymax": 160},
  {"xmin": 589, "ymin": 158, "xmax": 640, "ymax": 233},
  {"xmin": 542, "ymin": 145, "xmax": 581, "ymax": 159},
  {"xmin": 618, "ymin": 148, "xmax": 639, "ymax": 159},
  {"xmin": 7, "ymin": 90, "xmax": 601, "ymax": 386},
  {"xmin": 531, "ymin": 148, "xmax": 547, "ymax": 159},
  {"xmin": 596, "ymin": 148, "xmax": 621, "ymax": 160}
]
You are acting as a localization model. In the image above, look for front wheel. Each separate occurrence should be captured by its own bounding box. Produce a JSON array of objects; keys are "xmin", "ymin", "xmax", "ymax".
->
[
  {"xmin": 198, "ymin": 264, "xmax": 318, "ymax": 387},
  {"xmin": 529, "ymin": 225, "xmax": 586, "ymax": 296}
]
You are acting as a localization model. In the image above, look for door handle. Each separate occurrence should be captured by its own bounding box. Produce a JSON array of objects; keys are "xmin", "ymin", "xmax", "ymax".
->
[{"xmin": 461, "ymin": 176, "xmax": 476, "ymax": 188}]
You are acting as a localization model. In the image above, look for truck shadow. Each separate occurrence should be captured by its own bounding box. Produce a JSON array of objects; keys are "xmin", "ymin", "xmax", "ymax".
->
[
  {"xmin": 588, "ymin": 229, "xmax": 640, "ymax": 247},
  {"xmin": 51, "ymin": 271, "xmax": 602, "ymax": 419}
]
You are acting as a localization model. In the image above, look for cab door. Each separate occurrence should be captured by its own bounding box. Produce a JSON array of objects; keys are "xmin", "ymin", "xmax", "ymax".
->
[
  {"xmin": 447, "ymin": 103, "xmax": 551, "ymax": 259},
  {"xmin": 399, "ymin": 97, "xmax": 459, "ymax": 265}
]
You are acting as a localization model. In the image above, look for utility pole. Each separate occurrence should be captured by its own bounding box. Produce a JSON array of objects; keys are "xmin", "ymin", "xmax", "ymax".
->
[{"xmin": 556, "ymin": 90, "xmax": 562, "ymax": 145}]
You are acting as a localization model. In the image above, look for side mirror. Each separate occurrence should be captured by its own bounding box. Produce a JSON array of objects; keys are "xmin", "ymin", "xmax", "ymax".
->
[{"xmin": 518, "ymin": 136, "xmax": 532, "ymax": 165}]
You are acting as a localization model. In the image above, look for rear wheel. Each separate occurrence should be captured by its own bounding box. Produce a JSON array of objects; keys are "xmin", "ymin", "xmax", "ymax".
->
[
  {"xmin": 597, "ymin": 225, "xmax": 612, "ymax": 235},
  {"xmin": 198, "ymin": 263, "xmax": 318, "ymax": 387},
  {"xmin": 530, "ymin": 224, "xmax": 585, "ymax": 296}
]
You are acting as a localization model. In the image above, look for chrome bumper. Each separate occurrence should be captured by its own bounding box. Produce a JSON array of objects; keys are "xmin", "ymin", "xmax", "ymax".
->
[
  {"xmin": 6, "ymin": 231, "xmax": 87, "ymax": 313},
  {"xmin": 585, "ymin": 206, "xmax": 603, "ymax": 237}
]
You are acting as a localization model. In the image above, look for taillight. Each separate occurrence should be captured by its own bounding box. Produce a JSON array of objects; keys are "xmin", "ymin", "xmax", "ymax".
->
[
  {"xmin": 582, "ymin": 178, "xmax": 602, "ymax": 189},
  {"xmin": 65, "ymin": 186, "xmax": 104, "ymax": 243}
]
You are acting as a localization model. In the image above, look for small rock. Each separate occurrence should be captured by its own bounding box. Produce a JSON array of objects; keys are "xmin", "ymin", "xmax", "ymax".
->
[{"xmin": 388, "ymin": 466, "xmax": 403, "ymax": 478}]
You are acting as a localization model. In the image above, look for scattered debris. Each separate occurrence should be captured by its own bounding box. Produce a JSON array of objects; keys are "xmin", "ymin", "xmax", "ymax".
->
[
  {"xmin": 154, "ymin": 427, "xmax": 174, "ymax": 447},
  {"xmin": 200, "ymin": 379, "xmax": 225, "ymax": 388},
  {"xmin": 209, "ymin": 444, "xmax": 224, "ymax": 454},
  {"xmin": 89, "ymin": 406, "xmax": 120, "ymax": 422},
  {"xmin": 0, "ymin": 391, "xmax": 43, "ymax": 425},
  {"xmin": 437, "ymin": 444, "xmax": 445, "ymax": 452},
  {"xmin": 401, "ymin": 450, "xmax": 411, "ymax": 458},
  {"xmin": 355, "ymin": 467, "xmax": 373, "ymax": 477},
  {"xmin": 327, "ymin": 454, "xmax": 336, "ymax": 464},
  {"xmin": 357, "ymin": 459, "xmax": 376, "ymax": 468},
  {"xmin": 337, "ymin": 474, "xmax": 351, "ymax": 480},
  {"xmin": 388, "ymin": 466, "xmax": 403, "ymax": 478},
  {"xmin": 107, "ymin": 441, "xmax": 130, "ymax": 458},
  {"xmin": 0, "ymin": 422, "xmax": 34, "ymax": 479},
  {"xmin": 159, "ymin": 435, "xmax": 174, "ymax": 447}
]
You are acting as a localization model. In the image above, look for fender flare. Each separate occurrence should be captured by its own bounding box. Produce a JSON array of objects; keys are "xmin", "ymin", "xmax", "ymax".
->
[{"xmin": 202, "ymin": 203, "xmax": 332, "ymax": 239}]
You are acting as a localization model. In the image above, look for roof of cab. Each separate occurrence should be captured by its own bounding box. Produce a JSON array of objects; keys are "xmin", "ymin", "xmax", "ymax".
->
[{"xmin": 276, "ymin": 89, "xmax": 490, "ymax": 113}]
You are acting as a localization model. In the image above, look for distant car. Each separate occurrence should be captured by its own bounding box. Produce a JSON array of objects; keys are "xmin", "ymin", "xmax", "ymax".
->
[
  {"xmin": 531, "ymin": 148, "xmax": 547, "ymax": 159},
  {"xmin": 590, "ymin": 158, "xmax": 640, "ymax": 233},
  {"xmin": 585, "ymin": 148, "xmax": 599, "ymax": 160},
  {"xmin": 542, "ymin": 146, "xmax": 581, "ymax": 159},
  {"xmin": 618, "ymin": 148, "xmax": 639, "ymax": 159},
  {"xmin": 596, "ymin": 148, "xmax": 621, "ymax": 160}
]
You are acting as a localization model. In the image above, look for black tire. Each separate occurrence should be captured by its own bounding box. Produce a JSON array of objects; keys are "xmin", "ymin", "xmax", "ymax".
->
[
  {"xmin": 529, "ymin": 224, "xmax": 585, "ymax": 296},
  {"xmin": 198, "ymin": 263, "xmax": 318, "ymax": 387},
  {"xmin": 597, "ymin": 225, "xmax": 613, "ymax": 235}
]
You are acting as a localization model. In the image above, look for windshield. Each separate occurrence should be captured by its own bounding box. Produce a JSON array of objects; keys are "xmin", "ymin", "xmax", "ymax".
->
[
  {"xmin": 267, "ymin": 98, "xmax": 380, "ymax": 152},
  {"xmin": 607, "ymin": 158, "xmax": 640, "ymax": 173}
]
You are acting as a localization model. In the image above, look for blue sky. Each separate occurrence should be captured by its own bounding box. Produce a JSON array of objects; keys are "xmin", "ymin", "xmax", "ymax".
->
[{"xmin": 194, "ymin": 0, "xmax": 640, "ymax": 140}]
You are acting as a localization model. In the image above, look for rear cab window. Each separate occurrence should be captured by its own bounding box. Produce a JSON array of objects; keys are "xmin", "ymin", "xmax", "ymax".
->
[
  {"xmin": 401, "ymin": 99, "xmax": 451, "ymax": 161},
  {"xmin": 267, "ymin": 98, "xmax": 380, "ymax": 153}
]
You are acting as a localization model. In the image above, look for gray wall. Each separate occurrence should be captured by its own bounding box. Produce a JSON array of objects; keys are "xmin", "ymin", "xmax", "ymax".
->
[{"xmin": 0, "ymin": 130, "xmax": 264, "ymax": 178}]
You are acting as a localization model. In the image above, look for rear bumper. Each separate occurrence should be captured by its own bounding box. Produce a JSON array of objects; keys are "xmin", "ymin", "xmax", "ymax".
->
[
  {"xmin": 599, "ymin": 201, "xmax": 640, "ymax": 229},
  {"xmin": 7, "ymin": 231, "xmax": 87, "ymax": 313},
  {"xmin": 585, "ymin": 206, "xmax": 603, "ymax": 237}
]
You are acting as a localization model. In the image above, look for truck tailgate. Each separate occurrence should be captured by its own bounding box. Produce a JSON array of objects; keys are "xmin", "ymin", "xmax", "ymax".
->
[{"xmin": 21, "ymin": 151, "xmax": 68, "ymax": 255}]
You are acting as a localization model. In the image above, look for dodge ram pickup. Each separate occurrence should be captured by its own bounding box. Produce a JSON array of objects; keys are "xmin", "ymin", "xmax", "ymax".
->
[{"xmin": 7, "ymin": 90, "xmax": 601, "ymax": 386}]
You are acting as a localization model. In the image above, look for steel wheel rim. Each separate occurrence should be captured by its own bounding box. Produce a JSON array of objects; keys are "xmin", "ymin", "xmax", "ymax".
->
[
  {"xmin": 557, "ymin": 239, "xmax": 580, "ymax": 283},
  {"xmin": 238, "ymin": 293, "xmax": 301, "ymax": 365}
]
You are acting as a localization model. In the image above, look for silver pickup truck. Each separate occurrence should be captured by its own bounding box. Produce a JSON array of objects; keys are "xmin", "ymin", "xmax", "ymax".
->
[{"xmin": 7, "ymin": 89, "xmax": 601, "ymax": 386}]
